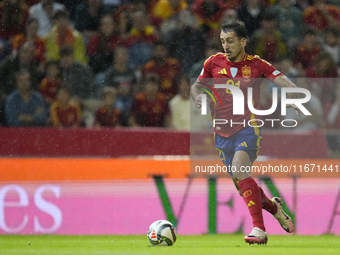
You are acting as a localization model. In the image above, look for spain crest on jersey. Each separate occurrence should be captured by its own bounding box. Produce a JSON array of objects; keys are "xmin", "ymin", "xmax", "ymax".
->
[{"xmin": 242, "ymin": 66, "xmax": 251, "ymax": 78}]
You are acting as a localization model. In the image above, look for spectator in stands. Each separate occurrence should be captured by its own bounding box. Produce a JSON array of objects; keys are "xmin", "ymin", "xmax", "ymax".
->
[
  {"xmin": 88, "ymin": 14, "xmax": 123, "ymax": 75},
  {"xmin": 12, "ymin": 18, "xmax": 46, "ymax": 65},
  {"xmin": 50, "ymin": 86, "xmax": 81, "ymax": 127},
  {"xmin": 293, "ymin": 28, "xmax": 321, "ymax": 70},
  {"xmin": 152, "ymin": 0, "xmax": 188, "ymax": 21},
  {"xmin": 129, "ymin": 75, "xmax": 170, "ymax": 127},
  {"xmin": 115, "ymin": 0, "xmax": 147, "ymax": 35},
  {"xmin": 164, "ymin": 9, "xmax": 205, "ymax": 73},
  {"xmin": 278, "ymin": 58, "xmax": 300, "ymax": 79},
  {"xmin": 40, "ymin": 60, "xmax": 61, "ymax": 105},
  {"xmin": 142, "ymin": 42, "xmax": 181, "ymax": 99},
  {"xmin": 94, "ymin": 87, "xmax": 121, "ymax": 127},
  {"xmin": 29, "ymin": 0, "xmax": 65, "ymax": 37},
  {"xmin": 0, "ymin": 0, "xmax": 29, "ymax": 42},
  {"xmin": 270, "ymin": 0, "xmax": 303, "ymax": 50},
  {"xmin": 59, "ymin": 45, "xmax": 97, "ymax": 101},
  {"xmin": 306, "ymin": 52, "xmax": 337, "ymax": 104},
  {"xmin": 74, "ymin": 0, "xmax": 110, "ymax": 41},
  {"xmin": 125, "ymin": 11, "xmax": 159, "ymax": 69},
  {"xmin": 5, "ymin": 69, "xmax": 47, "ymax": 126},
  {"xmin": 45, "ymin": 10, "xmax": 88, "ymax": 64},
  {"xmin": 189, "ymin": 42, "xmax": 221, "ymax": 78},
  {"xmin": 0, "ymin": 41, "xmax": 40, "ymax": 96},
  {"xmin": 237, "ymin": 0, "xmax": 265, "ymax": 37},
  {"xmin": 191, "ymin": 0, "xmax": 227, "ymax": 32},
  {"xmin": 253, "ymin": 11, "xmax": 287, "ymax": 63},
  {"xmin": 54, "ymin": 0, "xmax": 82, "ymax": 21},
  {"xmin": 104, "ymin": 46, "xmax": 137, "ymax": 125},
  {"xmin": 169, "ymin": 76, "xmax": 190, "ymax": 131},
  {"xmin": 285, "ymin": 78, "xmax": 324, "ymax": 130},
  {"xmin": 322, "ymin": 28, "xmax": 340, "ymax": 66},
  {"xmin": 303, "ymin": 0, "xmax": 340, "ymax": 33}
]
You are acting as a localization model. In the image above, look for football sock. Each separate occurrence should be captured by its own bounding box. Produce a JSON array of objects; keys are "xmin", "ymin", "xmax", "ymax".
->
[
  {"xmin": 238, "ymin": 178, "xmax": 266, "ymax": 232},
  {"xmin": 259, "ymin": 186, "xmax": 278, "ymax": 215}
]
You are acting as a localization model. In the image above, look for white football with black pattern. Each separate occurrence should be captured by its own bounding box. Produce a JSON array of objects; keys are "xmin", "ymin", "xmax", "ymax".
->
[{"xmin": 147, "ymin": 220, "xmax": 177, "ymax": 246}]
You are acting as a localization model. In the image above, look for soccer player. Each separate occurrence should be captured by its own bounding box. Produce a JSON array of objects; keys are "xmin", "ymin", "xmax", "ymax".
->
[{"xmin": 191, "ymin": 20, "xmax": 300, "ymax": 245}]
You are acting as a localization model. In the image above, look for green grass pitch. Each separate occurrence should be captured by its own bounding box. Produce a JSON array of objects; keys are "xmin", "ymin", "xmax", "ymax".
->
[{"xmin": 0, "ymin": 235, "xmax": 339, "ymax": 255}]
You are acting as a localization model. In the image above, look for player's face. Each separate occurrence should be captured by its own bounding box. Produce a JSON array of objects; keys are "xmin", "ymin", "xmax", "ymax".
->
[{"xmin": 220, "ymin": 31, "xmax": 246, "ymax": 62}]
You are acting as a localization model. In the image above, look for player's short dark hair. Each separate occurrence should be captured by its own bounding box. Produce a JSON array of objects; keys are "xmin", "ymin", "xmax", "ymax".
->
[
  {"xmin": 59, "ymin": 45, "xmax": 74, "ymax": 57},
  {"xmin": 221, "ymin": 20, "xmax": 247, "ymax": 39}
]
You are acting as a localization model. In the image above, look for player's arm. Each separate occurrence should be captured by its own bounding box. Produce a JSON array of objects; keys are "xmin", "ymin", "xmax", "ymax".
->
[
  {"xmin": 273, "ymin": 75, "xmax": 301, "ymax": 116},
  {"xmin": 191, "ymin": 79, "xmax": 206, "ymax": 108},
  {"xmin": 191, "ymin": 57, "xmax": 213, "ymax": 108}
]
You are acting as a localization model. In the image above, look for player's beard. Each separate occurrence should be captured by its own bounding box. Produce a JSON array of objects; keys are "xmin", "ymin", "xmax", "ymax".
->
[{"xmin": 227, "ymin": 48, "xmax": 242, "ymax": 62}]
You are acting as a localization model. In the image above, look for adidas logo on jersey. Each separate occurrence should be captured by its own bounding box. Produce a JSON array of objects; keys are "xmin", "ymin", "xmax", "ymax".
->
[
  {"xmin": 239, "ymin": 142, "xmax": 248, "ymax": 147},
  {"xmin": 218, "ymin": 68, "xmax": 227, "ymax": 74}
]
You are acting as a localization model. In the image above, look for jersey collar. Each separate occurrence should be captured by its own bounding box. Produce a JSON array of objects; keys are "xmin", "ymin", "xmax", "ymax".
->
[{"xmin": 226, "ymin": 53, "xmax": 248, "ymax": 65}]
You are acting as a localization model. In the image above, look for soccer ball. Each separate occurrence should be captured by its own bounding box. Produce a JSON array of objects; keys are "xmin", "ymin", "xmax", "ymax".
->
[{"xmin": 147, "ymin": 220, "xmax": 177, "ymax": 246}]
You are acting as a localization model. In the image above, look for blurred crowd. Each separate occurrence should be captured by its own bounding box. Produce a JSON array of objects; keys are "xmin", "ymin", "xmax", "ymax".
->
[{"xmin": 1, "ymin": 0, "xmax": 340, "ymax": 131}]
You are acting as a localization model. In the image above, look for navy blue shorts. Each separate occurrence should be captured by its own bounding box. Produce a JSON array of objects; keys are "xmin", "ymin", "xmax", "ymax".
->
[{"xmin": 215, "ymin": 126, "xmax": 262, "ymax": 176}]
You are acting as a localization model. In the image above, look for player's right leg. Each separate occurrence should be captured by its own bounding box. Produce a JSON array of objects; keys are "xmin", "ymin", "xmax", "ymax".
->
[
  {"xmin": 271, "ymin": 197, "xmax": 294, "ymax": 233},
  {"xmin": 258, "ymin": 187, "xmax": 294, "ymax": 233}
]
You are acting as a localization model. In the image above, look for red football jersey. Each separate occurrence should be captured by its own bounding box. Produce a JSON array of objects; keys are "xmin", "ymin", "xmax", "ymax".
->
[{"xmin": 198, "ymin": 53, "xmax": 283, "ymax": 138}]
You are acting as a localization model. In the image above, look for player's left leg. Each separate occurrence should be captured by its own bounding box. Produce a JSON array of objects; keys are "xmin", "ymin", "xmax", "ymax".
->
[
  {"xmin": 232, "ymin": 153, "xmax": 293, "ymax": 237},
  {"xmin": 231, "ymin": 150, "xmax": 268, "ymax": 245}
]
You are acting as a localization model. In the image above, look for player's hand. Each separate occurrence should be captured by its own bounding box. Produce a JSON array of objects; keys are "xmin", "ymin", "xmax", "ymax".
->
[
  {"xmin": 286, "ymin": 104, "xmax": 301, "ymax": 117},
  {"xmin": 195, "ymin": 95, "xmax": 202, "ymax": 108}
]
